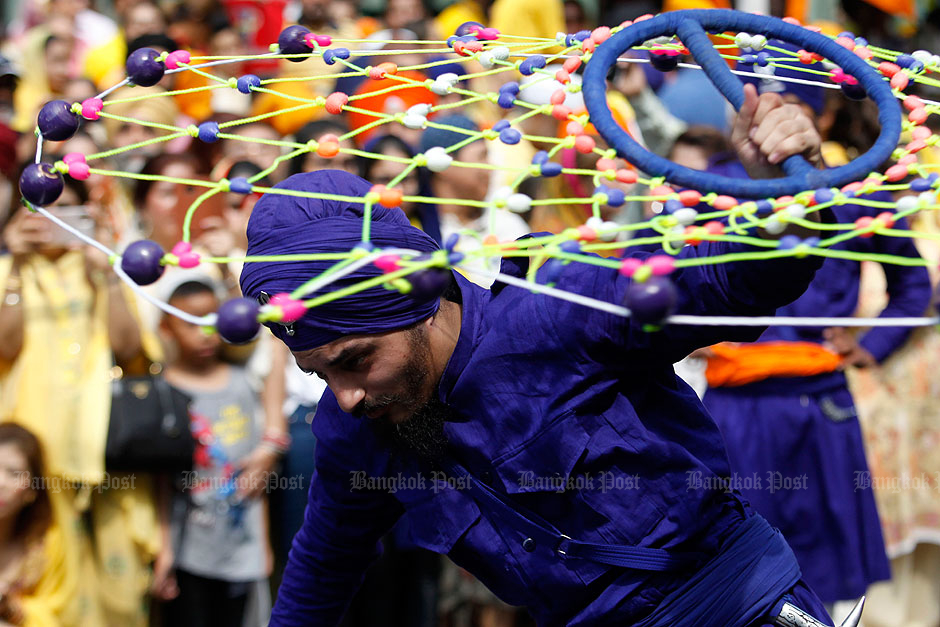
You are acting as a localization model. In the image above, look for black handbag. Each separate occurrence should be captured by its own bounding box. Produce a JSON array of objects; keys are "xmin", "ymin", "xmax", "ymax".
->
[{"xmin": 105, "ymin": 375, "xmax": 195, "ymax": 472}]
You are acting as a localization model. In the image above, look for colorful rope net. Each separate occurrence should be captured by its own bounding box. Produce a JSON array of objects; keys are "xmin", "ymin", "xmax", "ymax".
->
[{"xmin": 16, "ymin": 10, "xmax": 940, "ymax": 343}]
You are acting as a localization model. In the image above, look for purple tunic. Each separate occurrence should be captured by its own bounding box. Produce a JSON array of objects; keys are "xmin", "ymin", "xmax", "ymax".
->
[
  {"xmin": 270, "ymin": 235, "xmax": 835, "ymax": 626},
  {"xmin": 704, "ymin": 198, "xmax": 932, "ymax": 602}
]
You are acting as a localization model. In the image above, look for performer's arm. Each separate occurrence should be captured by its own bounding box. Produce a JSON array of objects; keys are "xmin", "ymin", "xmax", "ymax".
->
[{"xmin": 270, "ymin": 401, "xmax": 403, "ymax": 627}]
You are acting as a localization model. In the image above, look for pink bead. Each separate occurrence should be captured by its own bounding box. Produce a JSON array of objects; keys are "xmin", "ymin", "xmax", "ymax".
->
[
  {"xmin": 478, "ymin": 27, "xmax": 499, "ymax": 40},
  {"xmin": 565, "ymin": 121, "xmax": 584, "ymax": 136},
  {"xmin": 562, "ymin": 57, "xmax": 581, "ymax": 73},
  {"xmin": 713, "ymin": 195, "xmax": 737, "ymax": 210},
  {"xmin": 885, "ymin": 164, "xmax": 909, "ymax": 182},
  {"xmin": 550, "ymin": 89, "xmax": 567, "ymax": 105},
  {"xmin": 591, "ymin": 26, "xmax": 611, "ymax": 44},
  {"xmin": 855, "ymin": 47, "xmax": 873, "ymax": 60},
  {"xmin": 554, "ymin": 69, "xmax": 570, "ymax": 84},
  {"xmin": 646, "ymin": 255, "xmax": 675, "ymax": 276},
  {"xmin": 907, "ymin": 138, "xmax": 927, "ymax": 153},
  {"xmin": 178, "ymin": 252, "xmax": 200, "ymax": 268},
  {"xmin": 171, "ymin": 241, "xmax": 193, "ymax": 256},
  {"xmin": 81, "ymin": 98, "xmax": 103, "ymax": 120},
  {"xmin": 909, "ymin": 107, "xmax": 928, "ymax": 125},
  {"xmin": 595, "ymin": 157, "xmax": 617, "ymax": 172},
  {"xmin": 374, "ymin": 254, "xmax": 401, "ymax": 273},
  {"xmin": 165, "ymin": 49, "xmax": 191, "ymax": 69},
  {"xmin": 63, "ymin": 152, "xmax": 86, "ymax": 165},
  {"xmin": 903, "ymin": 95, "xmax": 924, "ymax": 111},
  {"xmin": 830, "ymin": 68, "xmax": 846, "ymax": 83},
  {"xmin": 576, "ymin": 225, "xmax": 596, "ymax": 240},
  {"xmin": 619, "ymin": 258, "xmax": 643, "ymax": 277},
  {"xmin": 325, "ymin": 91, "xmax": 348, "ymax": 115},
  {"xmin": 269, "ymin": 293, "xmax": 307, "ymax": 323},
  {"xmin": 898, "ymin": 154, "xmax": 918, "ymax": 166},
  {"xmin": 574, "ymin": 135, "xmax": 595, "ymax": 154},
  {"xmin": 834, "ymin": 36, "xmax": 855, "ymax": 51},
  {"xmin": 68, "ymin": 161, "xmax": 90, "ymax": 180},
  {"xmin": 782, "ymin": 16, "xmax": 801, "ymax": 25},
  {"xmin": 912, "ymin": 126, "xmax": 932, "ymax": 140},
  {"xmin": 314, "ymin": 34, "xmax": 332, "ymax": 46},
  {"xmin": 890, "ymin": 73, "xmax": 909, "ymax": 91}
]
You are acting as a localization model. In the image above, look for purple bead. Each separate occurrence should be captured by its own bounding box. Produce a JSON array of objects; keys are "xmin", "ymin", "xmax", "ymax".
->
[
  {"xmin": 664, "ymin": 198, "xmax": 683, "ymax": 214},
  {"xmin": 814, "ymin": 188, "xmax": 834, "ymax": 204},
  {"xmin": 492, "ymin": 120, "xmax": 511, "ymax": 132},
  {"xmin": 197, "ymin": 121, "xmax": 220, "ymax": 142},
  {"xmin": 444, "ymin": 232, "xmax": 460, "ymax": 252},
  {"xmin": 542, "ymin": 258, "xmax": 564, "ymax": 283},
  {"xmin": 323, "ymin": 48, "xmax": 350, "ymax": 65},
  {"xmin": 565, "ymin": 34, "xmax": 579, "ymax": 47},
  {"xmin": 446, "ymin": 35, "xmax": 458, "ymax": 47},
  {"xmin": 755, "ymin": 199, "xmax": 773, "ymax": 215},
  {"xmin": 560, "ymin": 241, "xmax": 580, "ymax": 253},
  {"xmin": 519, "ymin": 55, "xmax": 546, "ymax": 76},
  {"xmin": 896, "ymin": 54, "xmax": 916, "ymax": 69},
  {"xmin": 841, "ymin": 81, "xmax": 866, "ymax": 101},
  {"xmin": 838, "ymin": 31, "xmax": 855, "ymax": 40},
  {"xmin": 649, "ymin": 52, "xmax": 679, "ymax": 72},
  {"xmin": 126, "ymin": 47, "xmax": 165, "ymax": 87},
  {"xmin": 606, "ymin": 188, "xmax": 625, "ymax": 207},
  {"xmin": 354, "ymin": 240, "xmax": 375, "ymax": 252},
  {"xmin": 740, "ymin": 54, "xmax": 757, "ymax": 64},
  {"xmin": 278, "ymin": 25, "xmax": 311, "ymax": 61},
  {"xmin": 455, "ymin": 21, "xmax": 484, "ymax": 37},
  {"xmin": 19, "ymin": 163, "xmax": 64, "ymax": 206},
  {"xmin": 499, "ymin": 128, "xmax": 521, "ymax": 145},
  {"xmin": 216, "ymin": 297, "xmax": 261, "ymax": 344},
  {"xmin": 37, "ymin": 100, "xmax": 80, "ymax": 141},
  {"xmin": 532, "ymin": 150, "xmax": 549, "ymax": 165},
  {"xmin": 120, "ymin": 240, "xmax": 165, "ymax": 285},
  {"xmin": 408, "ymin": 267, "xmax": 451, "ymax": 301},
  {"xmin": 778, "ymin": 234, "xmax": 801, "ymax": 250},
  {"xmin": 497, "ymin": 92, "xmax": 516, "ymax": 109},
  {"xmin": 574, "ymin": 30, "xmax": 591, "ymax": 41},
  {"xmin": 540, "ymin": 162, "xmax": 562, "ymax": 177},
  {"xmin": 447, "ymin": 251, "xmax": 464, "ymax": 265},
  {"xmin": 229, "ymin": 177, "xmax": 252, "ymax": 194},
  {"xmin": 499, "ymin": 81, "xmax": 520, "ymax": 95},
  {"xmin": 236, "ymin": 74, "xmax": 261, "ymax": 94},
  {"xmin": 624, "ymin": 276, "xmax": 678, "ymax": 325},
  {"xmin": 756, "ymin": 51, "xmax": 770, "ymax": 67}
]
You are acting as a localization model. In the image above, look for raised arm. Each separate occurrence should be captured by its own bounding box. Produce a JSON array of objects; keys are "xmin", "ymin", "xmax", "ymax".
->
[{"xmin": 270, "ymin": 393, "xmax": 403, "ymax": 627}]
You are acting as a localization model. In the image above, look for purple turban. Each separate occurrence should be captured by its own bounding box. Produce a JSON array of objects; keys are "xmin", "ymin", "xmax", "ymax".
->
[{"xmin": 239, "ymin": 170, "xmax": 442, "ymax": 351}]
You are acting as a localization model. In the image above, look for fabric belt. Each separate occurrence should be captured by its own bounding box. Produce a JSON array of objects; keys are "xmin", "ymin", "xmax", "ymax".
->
[{"xmin": 443, "ymin": 460, "xmax": 704, "ymax": 571}]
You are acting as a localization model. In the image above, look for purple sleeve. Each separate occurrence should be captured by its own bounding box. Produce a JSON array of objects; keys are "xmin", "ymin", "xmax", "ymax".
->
[
  {"xmin": 858, "ymin": 216, "xmax": 932, "ymax": 363},
  {"xmin": 270, "ymin": 401, "xmax": 403, "ymax": 626}
]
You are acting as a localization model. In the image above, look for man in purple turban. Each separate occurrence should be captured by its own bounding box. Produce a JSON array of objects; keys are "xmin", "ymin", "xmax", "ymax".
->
[{"xmin": 241, "ymin": 86, "xmax": 842, "ymax": 627}]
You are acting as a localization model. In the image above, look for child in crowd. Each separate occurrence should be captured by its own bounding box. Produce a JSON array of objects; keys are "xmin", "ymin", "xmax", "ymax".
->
[
  {"xmin": 153, "ymin": 275, "xmax": 270, "ymax": 627},
  {"xmin": 0, "ymin": 422, "xmax": 75, "ymax": 626}
]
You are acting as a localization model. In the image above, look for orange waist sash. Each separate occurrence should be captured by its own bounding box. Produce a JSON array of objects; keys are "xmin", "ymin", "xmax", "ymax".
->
[{"xmin": 704, "ymin": 341, "xmax": 842, "ymax": 388}]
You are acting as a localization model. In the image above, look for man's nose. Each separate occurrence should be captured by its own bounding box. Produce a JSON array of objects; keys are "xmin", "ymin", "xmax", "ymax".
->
[{"xmin": 333, "ymin": 384, "xmax": 366, "ymax": 415}]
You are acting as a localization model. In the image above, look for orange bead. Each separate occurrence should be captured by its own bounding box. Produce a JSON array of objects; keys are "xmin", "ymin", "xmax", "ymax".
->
[
  {"xmin": 378, "ymin": 186, "xmax": 403, "ymax": 207},
  {"xmin": 591, "ymin": 26, "xmax": 611, "ymax": 44},
  {"xmin": 907, "ymin": 138, "xmax": 927, "ymax": 153},
  {"xmin": 703, "ymin": 221, "xmax": 724, "ymax": 235},
  {"xmin": 316, "ymin": 134, "xmax": 340, "ymax": 157},
  {"xmin": 878, "ymin": 62, "xmax": 900, "ymax": 77},
  {"xmin": 550, "ymin": 89, "xmax": 567, "ymax": 105},
  {"xmin": 325, "ymin": 91, "xmax": 348, "ymax": 115},
  {"xmin": 595, "ymin": 158, "xmax": 617, "ymax": 172},
  {"xmin": 482, "ymin": 234, "xmax": 499, "ymax": 246},
  {"xmin": 555, "ymin": 69, "xmax": 571, "ymax": 84},
  {"xmin": 713, "ymin": 195, "xmax": 737, "ymax": 210},
  {"xmin": 885, "ymin": 164, "xmax": 909, "ymax": 181},
  {"xmin": 552, "ymin": 105, "xmax": 572, "ymax": 121},
  {"xmin": 368, "ymin": 62, "xmax": 398, "ymax": 80},
  {"xmin": 909, "ymin": 107, "xmax": 928, "ymax": 125},
  {"xmin": 890, "ymin": 72, "xmax": 909, "ymax": 91}
]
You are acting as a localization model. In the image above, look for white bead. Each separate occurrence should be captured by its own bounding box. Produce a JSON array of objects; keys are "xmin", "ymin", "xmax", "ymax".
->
[
  {"xmin": 912, "ymin": 50, "xmax": 932, "ymax": 63},
  {"xmin": 919, "ymin": 191, "xmax": 937, "ymax": 207},
  {"xmin": 402, "ymin": 114, "xmax": 426, "ymax": 129},
  {"xmin": 931, "ymin": 55, "xmax": 940, "ymax": 68},
  {"xmin": 784, "ymin": 204, "xmax": 806, "ymax": 220},
  {"xmin": 602, "ymin": 220, "xmax": 621, "ymax": 242},
  {"xmin": 750, "ymin": 34, "xmax": 767, "ymax": 50},
  {"xmin": 896, "ymin": 195, "xmax": 919, "ymax": 212},
  {"xmin": 673, "ymin": 207, "xmax": 698, "ymax": 226},
  {"xmin": 407, "ymin": 103, "xmax": 431, "ymax": 117},
  {"xmin": 490, "ymin": 46, "xmax": 510, "ymax": 61},
  {"xmin": 734, "ymin": 32, "xmax": 751, "ymax": 48},
  {"xmin": 556, "ymin": 31, "xmax": 568, "ymax": 43},
  {"xmin": 763, "ymin": 215, "xmax": 787, "ymax": 235},
  {"xmin": 506, "ymin": 193, "xmax": 532, "ymax": 213},
  {"xmin": 423, "ymin": 147, "xmax": 453, "ymax": 172},
  {"xmin": 754, "ymin": 65, "xmax": 775, "ymax": 76},
  {"xmin": 479, "ymin": 51, "xmax": 496, "ymax": 69},
  {"xmin": 430, "ymin": 72, "xmax": 459, "ymax": 95}
]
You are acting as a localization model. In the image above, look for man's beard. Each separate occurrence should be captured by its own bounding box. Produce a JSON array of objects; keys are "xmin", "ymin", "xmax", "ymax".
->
[{"xmin": 367, "ymin": 325, "xmax": 451, "ymax": 462}]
